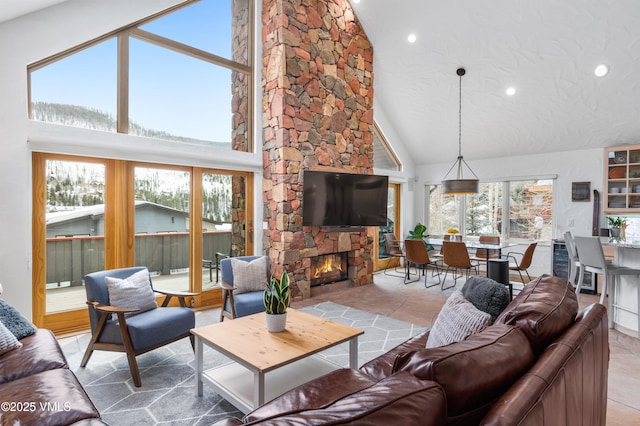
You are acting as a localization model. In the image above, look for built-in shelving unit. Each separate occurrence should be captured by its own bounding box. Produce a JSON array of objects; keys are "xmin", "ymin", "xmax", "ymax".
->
[{"xmin": 604, "ymin": 144, "xmax": 640, "ymax": 213}]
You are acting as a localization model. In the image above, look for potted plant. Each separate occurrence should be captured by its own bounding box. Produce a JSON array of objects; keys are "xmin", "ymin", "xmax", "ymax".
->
[
  {"xmin": 263, "ymin": 271, "xmax": 290, "ymax": 332},
  {"xmin": 408, "ymin": 222, "xmax": 433, "ymax": 251},
  {"xmin": 607, "ymin": 216, "xmax": 627, "ymax": 241}
]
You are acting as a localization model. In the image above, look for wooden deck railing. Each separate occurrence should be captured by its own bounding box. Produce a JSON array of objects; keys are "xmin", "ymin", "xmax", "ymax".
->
[{"xmin": 46, "ymin": 231, "xmax": 232, "ymax": 286}]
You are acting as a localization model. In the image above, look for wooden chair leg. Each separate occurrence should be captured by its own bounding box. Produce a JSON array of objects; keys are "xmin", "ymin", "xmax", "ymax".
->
[
  {"xmin": 80, "ymin": 311, "xmax": 110, "ymax": 368},
  {"xmin": 116, "ymin": 313, "xmax": 142, "ymax": 387},
  {"xmin": 219, "ymin": 289, "xmax": 228, "ymax": 322}
]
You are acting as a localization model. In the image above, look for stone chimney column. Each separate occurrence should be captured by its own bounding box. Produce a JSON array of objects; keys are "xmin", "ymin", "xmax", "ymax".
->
[{"xmin": 262, "ymin": 0, "xmax": 375, "ymax": 300}]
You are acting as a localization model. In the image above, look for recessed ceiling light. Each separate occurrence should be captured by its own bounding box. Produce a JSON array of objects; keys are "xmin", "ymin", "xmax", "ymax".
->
[
  {"xmin": 594, "ymin": 64, "xmax": 609, "ymax": 77},
  {"xmin": 407, "ymin": 34, "xmax": 417, "ymax": 43},
  {"xmin": 506, "ymin": 87, "xmax": 516, "ymax": 96}
]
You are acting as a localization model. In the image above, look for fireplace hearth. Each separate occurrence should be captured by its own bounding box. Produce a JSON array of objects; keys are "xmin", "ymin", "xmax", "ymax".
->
[{"xmin": 310, "ymin": 253, "xmax": 348, "ymax": 287}]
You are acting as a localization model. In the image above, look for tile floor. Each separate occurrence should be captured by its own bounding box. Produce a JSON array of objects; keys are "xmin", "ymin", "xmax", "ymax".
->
[{"xmin": 290, "ymin": 270, "xmax": 640, "ymax": 425}]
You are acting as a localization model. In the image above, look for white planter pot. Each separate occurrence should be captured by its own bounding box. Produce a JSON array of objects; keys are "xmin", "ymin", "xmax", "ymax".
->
[{"xmin": 265, "ymin": 312, "xmax": 287, "ymax": 332}]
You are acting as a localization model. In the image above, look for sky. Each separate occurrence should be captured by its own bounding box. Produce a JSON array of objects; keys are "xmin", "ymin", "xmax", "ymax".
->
[{"xmin": 30, "ymin": 0, "xmax": 244, "ymax": 143}]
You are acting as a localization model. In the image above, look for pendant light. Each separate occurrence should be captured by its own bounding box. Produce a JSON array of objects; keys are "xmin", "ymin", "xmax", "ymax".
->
[{"xmin": 441, "ymin": 67, "xmax": 479, "ymax": 194}]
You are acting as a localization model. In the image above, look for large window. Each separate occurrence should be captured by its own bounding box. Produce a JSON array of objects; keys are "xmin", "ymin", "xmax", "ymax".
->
[
  {"xmin": 34, "ymin": 153, "xmax": 252, "ymax": 331},
  {"xmin": 372, "ymin": 123, "xmax": 401, "ymax": 172},
  {"xmin": 29, "ymin": 0, "xmax": 252, "ymax": 151},
  {"xmin": 427, "ymin": 185, "xmax": 461, "ymax": 236},
  {"xmin": 427, "ymin": 179, "xmax": 553, "ymax": 241}
]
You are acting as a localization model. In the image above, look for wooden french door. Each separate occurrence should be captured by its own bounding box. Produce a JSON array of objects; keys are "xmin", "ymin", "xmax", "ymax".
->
[
  {"xmin": 32, "ymin": 152, "xmax": 253, "ymax": 334},
  {"xmin": 375, "ymin": 182, "xmax": 401, "ymax": 271}
]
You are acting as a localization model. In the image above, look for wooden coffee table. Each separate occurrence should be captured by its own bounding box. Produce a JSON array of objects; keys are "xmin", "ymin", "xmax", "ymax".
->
[{"xmin": 192, "ymin": 308, "xmax": 363, "ymax": 414}]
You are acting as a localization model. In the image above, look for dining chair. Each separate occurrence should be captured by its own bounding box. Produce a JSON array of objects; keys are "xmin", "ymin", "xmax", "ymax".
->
[
  {"xmin": 431, "ymin": 234, "xmax": 456, "ymax": 264},
  {"xmin": 403, "ymin": 239, "xmax": 441, "ymax": 288},
  {"xmin": 441, "ymin": 241, "xmax": 479, "ymax": 290},
  {"xmin": 506, "ymin": 242, "xmax": 537, "ymax": 284},
  {"xmin": 382, "ymin": 233, "xmax": 405, "ymax": 277},
  {"xmin": 573, "ymin": 236, "xmax": 640, "ymax": 334},
  {"xmin": 470, "ymin": 235, "xmax": 501, "ymax": 262}
]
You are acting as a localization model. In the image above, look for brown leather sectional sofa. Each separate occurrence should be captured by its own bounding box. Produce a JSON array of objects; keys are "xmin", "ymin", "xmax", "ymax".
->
[
  {"xmin": 215, "ymin": 274, "xmax": 610, "ymax": 425},
  {"xmin": 0, "ymin": 329, "xmax": 105, "ymax": 425}
]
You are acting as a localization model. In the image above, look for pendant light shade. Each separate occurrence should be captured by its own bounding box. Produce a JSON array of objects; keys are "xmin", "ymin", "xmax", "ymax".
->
[{"xmin": 441, "ymin": 68, "xmax": 479, "ymax": 195}]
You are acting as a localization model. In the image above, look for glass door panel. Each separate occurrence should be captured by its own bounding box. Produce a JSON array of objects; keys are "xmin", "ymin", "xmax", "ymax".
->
[
  {"xmin": 202, "ymin": 172, "xmax": 230, "ymax": 289},
  {"xmin": 45, "ymin": 159, "xmax": 106, "ymax": 313},
  {"xmin": 377, "ymin": 183, "xmax": 399, "ymax": 271},
  {"xmin": 134, "ymin": 166, "xmax": 191, "ymax": 291}
]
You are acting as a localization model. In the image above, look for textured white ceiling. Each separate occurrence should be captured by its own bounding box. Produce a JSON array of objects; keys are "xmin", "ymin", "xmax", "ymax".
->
[
  {"xmin": 0, "ymin": 0, "xmax": 69, "ymax": 23},
  {"xmin": 351, "ymin": 0, "xmax": 640, "ymax": 165}
]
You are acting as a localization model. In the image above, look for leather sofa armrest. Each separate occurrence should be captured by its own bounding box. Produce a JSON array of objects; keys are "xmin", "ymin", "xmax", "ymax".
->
[
  {"xmin": 359, "ymin": 329, "xmax": 430, "ymax": 380},
  {"xmin": 245, "ymin": 368, "xmax": 377, "ymax": 422},
  {"xmin": 244, "ymin": 369, "xmax": 447, "ymax": 426}
]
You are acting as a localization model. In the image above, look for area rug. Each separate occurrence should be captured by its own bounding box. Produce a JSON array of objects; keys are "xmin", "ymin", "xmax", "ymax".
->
[{"xmin": 60, "ymin": 302, "xmax": 427, "ymax": 425}]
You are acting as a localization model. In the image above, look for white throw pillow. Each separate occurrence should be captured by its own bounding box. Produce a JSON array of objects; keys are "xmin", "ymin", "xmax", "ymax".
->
[
  {"xmin": 426, "ymin": 290, "xmax": 492, "ymax": 348},
  {"xmin": 230, "ymin": 257, "xmax": 269, "ymax": 294},
  {"xmin": 105, "ymin": 269, "xmax": 157, "ymax": 320},
  {"xmin": 0, "ymin": 320, "xmax": 22, "ymax": 356}
]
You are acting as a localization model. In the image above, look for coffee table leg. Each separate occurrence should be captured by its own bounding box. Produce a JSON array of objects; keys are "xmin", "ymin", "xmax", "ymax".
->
[
  {"xmin": 349, "ymin": 336, "xmax": 358, "ymax": 369},
  {"xmin": 254, "ymin": 370, "xmax": 265, "ymax": 408},
  {"xmin": 195, "ymin": 335, "xmax": 203, "ymax": 396}
]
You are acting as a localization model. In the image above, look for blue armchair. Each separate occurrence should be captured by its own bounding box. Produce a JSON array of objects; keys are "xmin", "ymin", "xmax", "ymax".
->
[
  {"xmin": 80, "ymin": 267, "xmax": 197, "ymax": 387},
  {"xmin": 220, "ymin": 256, "xmax": 270, "ymax": 321}
]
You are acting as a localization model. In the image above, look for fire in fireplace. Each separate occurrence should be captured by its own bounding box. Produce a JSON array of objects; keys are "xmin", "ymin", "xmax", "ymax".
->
[{"xmin": 310, "ymin": 253, "xmax": 348, "ymax": 287}]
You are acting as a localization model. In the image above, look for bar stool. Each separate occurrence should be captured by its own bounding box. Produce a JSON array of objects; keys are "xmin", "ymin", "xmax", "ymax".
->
[{"xmin": 574, "ymin": 236, "xmax": 640, "ymax": 335}]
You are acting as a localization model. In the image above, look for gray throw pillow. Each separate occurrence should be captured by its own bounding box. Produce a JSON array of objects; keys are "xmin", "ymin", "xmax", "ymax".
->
[
  {"xmin": 230, "ymin": 257, "xmax": 269, "ymax": 294},
  {"xmin": 461, "ymin": 276, "xmax": 511, "ymax": 322},
  {"xmin": 105, "ymin": 268, "xmax": 157, "ymax": 320},
  {"xmin": 426, "ymin": 290, "xmax": 492, "ymax": 348},
  {"xmin": 0, "ymin": 320, "xmax": 22, "ymax": 355},
  {"xmin": 0, "ymin": 299, "xmax": 37, "ymax": 340}
]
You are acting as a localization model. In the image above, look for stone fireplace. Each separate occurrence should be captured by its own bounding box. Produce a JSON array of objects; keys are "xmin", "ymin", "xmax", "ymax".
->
[{"xmin": 261, "ymin": 0, "xmax": 375, "ymax": 301}]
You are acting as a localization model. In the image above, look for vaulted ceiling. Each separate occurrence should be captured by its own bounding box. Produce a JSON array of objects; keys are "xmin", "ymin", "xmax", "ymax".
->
[
  {"xmin": 4, "ymin": 0, "xmax": 640, "ymax": 166},
  {"xmin": 351, "ymin": 0, "xmax": 640, "ymax": 165}
]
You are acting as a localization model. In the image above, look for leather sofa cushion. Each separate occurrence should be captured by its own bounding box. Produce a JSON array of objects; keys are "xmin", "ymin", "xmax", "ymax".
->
[
  {"xmin": 243, "ymin": 368, "xmax": 447, "ymax": 426},
  {"xmin": 495, "ymin": 274, "xmax": 578, "ymax": 355},
  {"xmin": 359, "ymin": 329, "xmax": 430, "ymax": 380},
  {"xmin": 392, "ymin": 324, "xmax": 534, "ymax": 422},
  {"xmin": 0, "ymin": 329, "xmax": 67, "ymax": 384},
  {"xmin": 0, "ymin": 368, "xmax": 101, "ymax": 425}
]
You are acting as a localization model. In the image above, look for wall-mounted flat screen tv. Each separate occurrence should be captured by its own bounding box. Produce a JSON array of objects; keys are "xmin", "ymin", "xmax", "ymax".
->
[{"xmin": 302, "ymin": 170, "xmax": 389, "ymax": 227}]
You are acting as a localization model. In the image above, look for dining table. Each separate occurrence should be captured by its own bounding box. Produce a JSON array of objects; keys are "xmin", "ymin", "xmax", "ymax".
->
[{"xmin": 426, "ymin": 238, "xmax": 516, "ymax": 267}]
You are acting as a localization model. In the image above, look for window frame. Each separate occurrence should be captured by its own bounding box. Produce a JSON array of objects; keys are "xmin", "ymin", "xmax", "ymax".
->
[{"xmin": 372, "ymin": 122, "xmax": 402, "ymax": 172}]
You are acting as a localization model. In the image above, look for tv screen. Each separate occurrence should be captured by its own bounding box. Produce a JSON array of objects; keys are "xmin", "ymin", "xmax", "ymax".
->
[{"xmin": 302, "ymin": 171, "xmax": 389, "ymax": 227}]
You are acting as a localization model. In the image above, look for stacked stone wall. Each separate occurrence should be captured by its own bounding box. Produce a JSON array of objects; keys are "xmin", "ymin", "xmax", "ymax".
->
[{"xmin": 262, "ymin": 0, "xmax": 374, "ymax": 299}]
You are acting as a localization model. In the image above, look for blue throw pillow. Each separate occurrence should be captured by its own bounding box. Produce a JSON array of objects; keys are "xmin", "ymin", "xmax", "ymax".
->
[{"xmin": 0, "ymin": 299, "xmax": 37, "ymax": 340}]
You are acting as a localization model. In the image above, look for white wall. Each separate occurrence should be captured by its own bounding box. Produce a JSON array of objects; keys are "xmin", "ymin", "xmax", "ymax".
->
[
  {"xmin": 0, "ymin": 0, "xmax": 265, "ymax": 318},
  {"xmin": 413, "ymin": 148, "xmax": 604, "ymax": 275},
  {"xmin": 373, "ymin": 103, "xmax": 416, "ymax": 239}
]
